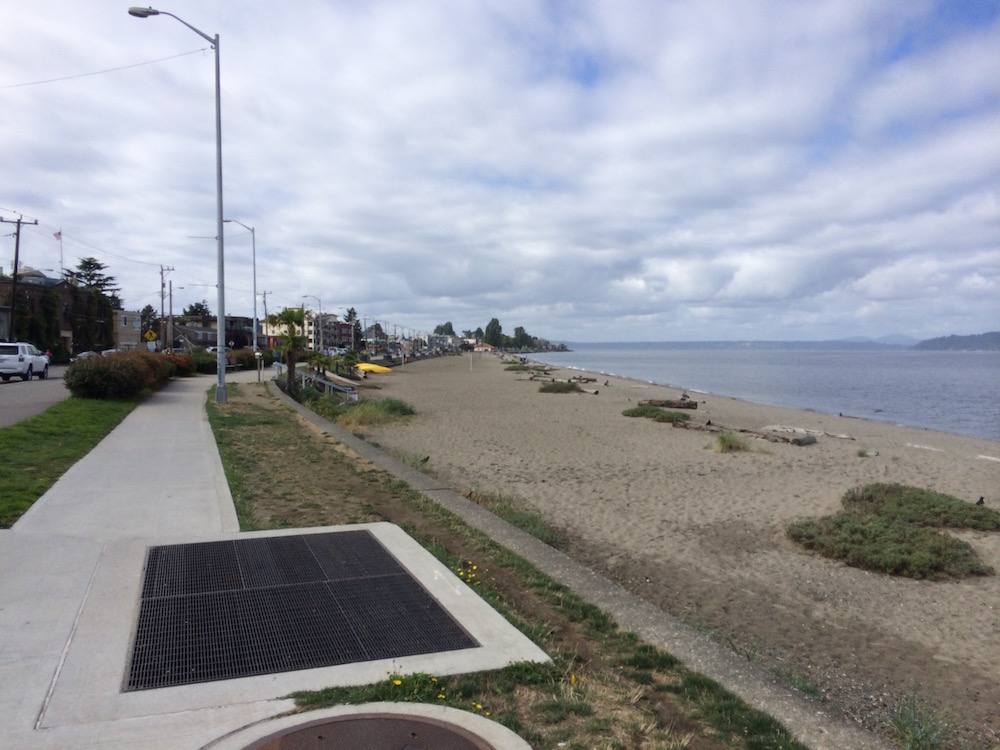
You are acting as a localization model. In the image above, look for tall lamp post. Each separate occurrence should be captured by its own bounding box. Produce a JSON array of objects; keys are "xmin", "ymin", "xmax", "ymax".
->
[
  {"xmin": 303, "ymin": 295, "xmax": 322, "ymax": 353},
  {"xmin": 224, "ymin": 219, "xmax": 257, "ymax": 352},
  {"xmin": 129, "ymin": 6, "xmax": 227, "ymax": 403}
]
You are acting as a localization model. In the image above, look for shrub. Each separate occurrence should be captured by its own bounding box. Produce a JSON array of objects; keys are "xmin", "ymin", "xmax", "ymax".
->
[
  {"xmin": 193, "ymin": 352, "xmax": 218, "ymax": 373},
  {"xmin": 623, "ymin": 405, "xmax": 691, "ymax": 424},
  {"xmin": 161, "ymin": 352, "xmax": 196, "ymax": 377},
  {"xmin": 64, "ymin": 356, "xmax": 148, "ymax": 399},
  {"xmin": 788, "ymin": 483, "xmax": 1000, "ymax": 580},
  {"xmin": 64, "ymin": 349, "xmax": 177, "ymax": 399},
  {"xmin": 229, "ymin": 349, "xmax": 273, "ymax": 370},
  {"xmin": 538, "ymin": 381, "xmax": 581, "ymax": 394}
]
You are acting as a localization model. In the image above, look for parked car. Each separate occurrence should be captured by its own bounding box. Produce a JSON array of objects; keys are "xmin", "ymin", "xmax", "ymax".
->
[
  {"xmin": 71, "ymin": 350, "xmax": 100, "ymax": 362},
  {"xmin": 0, "ymin": 342, "xmax": 50, "ymax": 381},
  {"xmin": 205, "ymin": 346, "xmax": 233, "ymax": 354}
]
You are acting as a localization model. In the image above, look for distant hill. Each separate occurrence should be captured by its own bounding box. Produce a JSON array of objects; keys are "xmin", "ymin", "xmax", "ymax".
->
[{"xmin": 913, "ymin": 332, "xmax": 1000, "ymax": 351}]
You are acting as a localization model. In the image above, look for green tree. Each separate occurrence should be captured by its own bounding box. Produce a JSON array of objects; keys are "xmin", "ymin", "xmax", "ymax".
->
[
  {"xmin": 513, "ymin": 326, "xmax": 534, "ymax": 349},
  {"xmin": 267, "ymin": 307, "xmax": 308, "ymax": 387},
  {"xmin": 140, "ymin": 305, "xmax": 160, "ymax": 337},
  {"xmin": 68, "ymin": 257, "xmax": 123, "ymax": 309},
  {"xmin": 484, "ymin": 318, "xmax": 503, "ymax": 347},
  {"xmin": 183, "ymin": 300, "xmax": 212, "ymax": 317},
  {"xmin": 434, "ymin": 321, "xmax": 456, "ymax": 336}
]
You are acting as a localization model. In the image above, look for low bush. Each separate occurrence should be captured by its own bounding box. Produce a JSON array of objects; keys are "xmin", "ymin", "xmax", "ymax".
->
[
  {"xmin": 229, "ymin": 349, "xmax": 274, "ymax": 370},
  {"xmin": 161, "ymin": 352, "xmax": 197, "ymax": 377},
  {"xmin": 623, "ymin": 405, "xmax": 691, "ymax": 424},
  {"xmin": 788, "ymin": 483, "xmax": 1000, "ymax": 580},
  {"xmin": 63, "ymin": 349, "xmax": 177, "ymax": 399},
  {"xmin": 193, "ymin": 352, "xmax": 218, "ymax": 373},
  {"xmin": 538, "ymin": 381, "xmax": 581, "ymax": 394}
]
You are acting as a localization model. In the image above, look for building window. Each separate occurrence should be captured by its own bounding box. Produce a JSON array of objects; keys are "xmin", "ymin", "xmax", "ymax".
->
[
  {"xmin": 133, "ymin": 317, "xmax": 141, "ymax": 331},
  {"xmin": 121, "ymin": 315, "xmax": 128, "ymax": 328}
]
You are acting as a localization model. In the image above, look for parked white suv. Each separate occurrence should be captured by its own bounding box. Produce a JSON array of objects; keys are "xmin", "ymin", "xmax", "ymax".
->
[{"xmin": 0, "ymin": 342, "xmax": 50, "ymax": 381}]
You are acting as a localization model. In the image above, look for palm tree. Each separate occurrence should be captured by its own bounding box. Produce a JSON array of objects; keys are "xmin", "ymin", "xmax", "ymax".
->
[{"xmin": 267, "ymin": 308, "xmax": 308, "ymax": 388}]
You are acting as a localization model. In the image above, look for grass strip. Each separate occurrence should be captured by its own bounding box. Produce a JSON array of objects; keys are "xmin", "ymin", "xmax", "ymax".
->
[{"xmin": 0, "ymin": 396, "xmax": 138, "ymax": 527}]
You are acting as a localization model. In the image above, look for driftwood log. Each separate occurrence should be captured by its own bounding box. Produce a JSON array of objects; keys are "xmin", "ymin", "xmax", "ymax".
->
[{"xmin": 638, "ymin": 399, "xmax": 698, "ymax": 410}]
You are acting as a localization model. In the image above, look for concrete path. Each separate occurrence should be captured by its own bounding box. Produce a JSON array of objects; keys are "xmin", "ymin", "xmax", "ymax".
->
[{"xmin": 0, "ymin": 372, "xmax": 263, "ymax": 750}]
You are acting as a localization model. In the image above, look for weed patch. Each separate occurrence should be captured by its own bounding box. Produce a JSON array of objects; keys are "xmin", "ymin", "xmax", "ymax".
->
[
  {"xmin": 623, "ymin": 405, "xmax": 691, "ymax": 425},
  {"xmin": 788, "ymin": 483, "xmax": 999, "ymax": 580},
  {"xmin": 539, "ymin": 381, "xmax": 582, "ymax": 394}
]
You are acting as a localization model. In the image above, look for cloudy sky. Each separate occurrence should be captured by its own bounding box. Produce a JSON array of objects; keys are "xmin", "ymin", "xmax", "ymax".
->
[{"xmin": 2, "ymin": 1, "xmax": 997, "ymax": 343}]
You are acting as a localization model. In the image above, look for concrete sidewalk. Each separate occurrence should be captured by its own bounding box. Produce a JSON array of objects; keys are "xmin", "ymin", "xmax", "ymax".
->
[{"xmin": 0, "ymin": 371, "xmax": 275, "ymax": 749}]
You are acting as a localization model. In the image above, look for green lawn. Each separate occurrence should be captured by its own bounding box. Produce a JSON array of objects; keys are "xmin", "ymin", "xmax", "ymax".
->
[{"xmin": 0, "ymin": 397, "xmax": 137, "ymax": 527}]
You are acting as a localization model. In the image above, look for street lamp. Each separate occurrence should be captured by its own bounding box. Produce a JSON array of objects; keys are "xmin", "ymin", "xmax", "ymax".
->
[
  {"xmin": 224, "ymin": 219, "xmax": 257, "ymax": 352},
  {"xmin": 303, "ymin": 295, "xmax": 322, "ymax": 353},
  {"xmin": 129, "ymin": 6, "xmax": 228, "ymax": 403}
]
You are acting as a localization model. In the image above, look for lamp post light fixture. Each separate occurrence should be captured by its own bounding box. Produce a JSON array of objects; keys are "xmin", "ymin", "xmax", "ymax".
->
[
  {"xmin": 129, "ymin": 6, "xmax": 228, "ymax": 403},
  {"xmin": 303, "ymin": 295, "xmax": 322, "ymax": 354},
  {"xmin": 224, "ymin": 219, "xmax": 257, "ymax": 352}
]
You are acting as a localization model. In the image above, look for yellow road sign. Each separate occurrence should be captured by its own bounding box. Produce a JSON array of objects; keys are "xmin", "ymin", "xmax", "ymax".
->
[{"xmin": 144, "ymin": 330, "xmax": 157, "ymax": 341}]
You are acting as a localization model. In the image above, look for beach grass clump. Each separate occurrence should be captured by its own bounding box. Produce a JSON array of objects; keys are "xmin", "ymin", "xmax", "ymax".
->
[
  {"xmin": 335, "ymin": 397, "xmax": 415, "ymax": 429},
  {"xmin": 505, "ymin": 363, "xmax": 547, "ymax": 373},
  {"xmin": 623, "ymin": 405, "xmax": 691, "ymax": 424},
  {"xmin": 715, "ymin": 432, "xmax": 750, "ymax": 453},
  {"xmin": 538, "ymin": 381, "xmax": 582, "ymax": 394},
  {"xmin": 787, "ymin": 483, "xmax": 998, "ymax": 580},
  {"xmin": 883, "ymin": 695, "xmax": 955, "ymax": 750}
]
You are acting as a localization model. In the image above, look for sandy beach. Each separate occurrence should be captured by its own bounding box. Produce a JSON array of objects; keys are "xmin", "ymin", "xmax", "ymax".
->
[{"xmin": 364, "ymin": 352, "xmax": 1000, "ymax": 744}]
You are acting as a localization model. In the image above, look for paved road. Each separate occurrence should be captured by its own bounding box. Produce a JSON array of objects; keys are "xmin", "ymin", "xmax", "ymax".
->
[{"xmin": 0, "ymin": 365, "xmax": 70, "ymax": 427}]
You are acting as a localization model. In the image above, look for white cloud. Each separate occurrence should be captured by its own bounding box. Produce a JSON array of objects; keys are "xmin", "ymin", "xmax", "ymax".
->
[{"xmin": 1, "ymin": 0, "xmax": 997, "ymax": 342}]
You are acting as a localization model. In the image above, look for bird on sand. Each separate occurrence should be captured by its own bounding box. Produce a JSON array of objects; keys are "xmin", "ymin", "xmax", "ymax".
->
[{"xmin": 976, "ymin": 496, "xmax": 985, "ymax": 506}]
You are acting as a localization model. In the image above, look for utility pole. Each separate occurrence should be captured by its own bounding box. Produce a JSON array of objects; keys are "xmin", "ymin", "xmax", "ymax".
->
[
  {"xmin": 260, "ymin": 290, "xmax": 272, "ymax": 348},
  {"xmin": 159, "ymin": 265, "xmax": 174, "ymax": 350},
  {"xmin": 0, "ymin": 215, "xmax": 39, "ymax": 341}
]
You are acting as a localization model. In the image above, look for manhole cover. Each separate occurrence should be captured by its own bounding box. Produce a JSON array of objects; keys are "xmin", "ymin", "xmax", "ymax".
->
[
  {"xmin": 245, "ymin": 713, "xmax": 496, "ymax": 750},
  {"xmin": 126, "ymin": 530, "xmax": 478, "ymax": 690}
]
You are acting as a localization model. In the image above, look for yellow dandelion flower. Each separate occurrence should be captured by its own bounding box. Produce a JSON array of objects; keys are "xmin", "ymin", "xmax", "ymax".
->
[
  {"xmin": 393, "ymin": 679, "xmax": 402, "ymax": 686},
  {"xmin": 438, "ymin": 693, "xmax": 446, "ymax": 699}
]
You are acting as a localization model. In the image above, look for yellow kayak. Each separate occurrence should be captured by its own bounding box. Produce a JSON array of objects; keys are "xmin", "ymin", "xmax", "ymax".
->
[{"xmin": 356, "ymin": 362, "xmax": 392, "ymax": 374}]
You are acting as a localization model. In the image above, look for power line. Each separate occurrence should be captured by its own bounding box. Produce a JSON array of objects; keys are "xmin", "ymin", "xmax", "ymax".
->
[{"xmin": 0, "ymin": 48, "xmax": 209, "ymax": 90}]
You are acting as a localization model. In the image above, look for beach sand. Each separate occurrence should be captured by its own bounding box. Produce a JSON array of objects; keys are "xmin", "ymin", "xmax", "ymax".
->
[{"xmin": 364, "ymin": 352, "xmax": 1000, "ymax": 744}]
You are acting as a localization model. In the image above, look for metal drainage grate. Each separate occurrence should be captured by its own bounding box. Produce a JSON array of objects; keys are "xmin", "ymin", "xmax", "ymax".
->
[{"xmin": 126, "ymin": 530, "xmax": 478, "ymax": 691}]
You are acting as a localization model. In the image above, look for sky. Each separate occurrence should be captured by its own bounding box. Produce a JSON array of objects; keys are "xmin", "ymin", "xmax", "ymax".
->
[{"xmin": 2, "ymin": 1, "xmax": 998, "ymax": 344}]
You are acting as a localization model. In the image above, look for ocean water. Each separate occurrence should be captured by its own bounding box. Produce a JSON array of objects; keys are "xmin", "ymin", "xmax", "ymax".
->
[{"xmin": 531, "ymin": 344, "xmax": 1000, "ymax": 442}]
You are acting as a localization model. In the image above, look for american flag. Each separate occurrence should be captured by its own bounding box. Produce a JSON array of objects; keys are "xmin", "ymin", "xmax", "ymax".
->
[{"xmin": 53, "ymin": 231, "xmax": 62, "ymax": 241}]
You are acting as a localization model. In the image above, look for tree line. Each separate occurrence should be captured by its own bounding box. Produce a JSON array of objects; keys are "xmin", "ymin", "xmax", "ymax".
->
[{"xmin": 433, "ymin": 318, "xmax": 565, "ymax": 351}]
